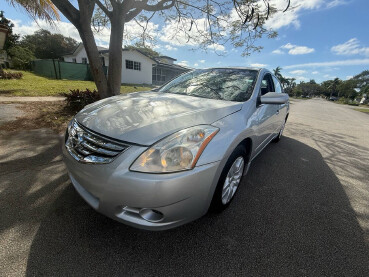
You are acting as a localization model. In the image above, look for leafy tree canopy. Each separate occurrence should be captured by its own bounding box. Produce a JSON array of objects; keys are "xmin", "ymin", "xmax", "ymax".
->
[
  {"xmin": 7, "ymin": 45, "xmax": 35, "ymax": 70},
  {"xmin": 352, "ymin": 70, "xmax": 369, "ymax": 89},
  {"xmin": 20, "ymin": 29, "xmax": 79, "ymax": 59}
]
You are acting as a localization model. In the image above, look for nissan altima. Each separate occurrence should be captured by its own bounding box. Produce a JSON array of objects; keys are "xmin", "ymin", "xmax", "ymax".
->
[{"xmin": 63, "ymin": 67, "xmax": 289, "ymax": 230}]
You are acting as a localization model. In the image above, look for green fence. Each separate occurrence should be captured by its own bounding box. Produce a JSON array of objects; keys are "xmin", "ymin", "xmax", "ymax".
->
[{"xmin": 31, "ymin": 59, "xmax": 107, "ymax": 81}]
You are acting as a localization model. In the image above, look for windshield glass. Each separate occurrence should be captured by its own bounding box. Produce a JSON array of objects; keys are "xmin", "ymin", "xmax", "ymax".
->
[{"xmin": 158, "ymin": 68, "xmax": 258, "ymax": 102}]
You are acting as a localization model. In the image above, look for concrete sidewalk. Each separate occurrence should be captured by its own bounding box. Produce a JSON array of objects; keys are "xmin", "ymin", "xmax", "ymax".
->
[{"xmin": 0, "ymin": 96, "xmax": 65, "ymax": 102}]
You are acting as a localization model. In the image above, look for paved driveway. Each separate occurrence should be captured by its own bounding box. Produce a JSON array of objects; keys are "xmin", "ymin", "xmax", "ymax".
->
[{"xmin": 0, "ymin": 99, "xmax": 368, "ymax": 276}]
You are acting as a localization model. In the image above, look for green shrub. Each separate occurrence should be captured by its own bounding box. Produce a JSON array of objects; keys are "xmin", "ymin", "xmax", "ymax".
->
[
  {"xmin": 62, "ymin": 88, "xmax": 100, "ymax": 111},
  {"xmin": 0, "ymin": 69, "xmax": 23, "ymax": 79},
  {"xmin": 7, "ymin": 46, "xmax": 35, "ymax": 70}
]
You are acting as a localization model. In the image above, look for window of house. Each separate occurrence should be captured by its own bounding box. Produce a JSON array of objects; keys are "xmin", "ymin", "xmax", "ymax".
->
[
  {"xmin": 126, "ymin": 60, "xmax": 133, "ymax": 69},
  {"xmin": 134, "ymin": 61, "xmax": 141, "ymax": 71},
  {"xmin": 72, "ymin": 58, "xmax": 77, "ymax": 63},
  {"xmin": 153, "ymin": 67, "xmax": 166, "ymax": 82},
  {"xmin": 126, "ymin": 60, "xmax": 141, "ymax": 71},
  {"xmin": 82, "ymin": 57, "xmax": 87, "ymax": 64}
]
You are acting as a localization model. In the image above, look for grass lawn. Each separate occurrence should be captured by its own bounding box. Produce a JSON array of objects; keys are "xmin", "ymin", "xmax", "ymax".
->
[
  {"xmin": 354, "ymin": 108, "xmax": 369, "ymax": 114},
  {"xmin": 0, "ymin": 70, "xmax": 153, "ymax": 96}
]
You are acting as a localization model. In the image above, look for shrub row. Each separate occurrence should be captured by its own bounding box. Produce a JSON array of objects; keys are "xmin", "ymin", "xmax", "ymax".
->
[
  {"xmin": 62, "ymin": 88, "xmax": 100, "ymax": 111},
  {"xmin": 0, "ymin": 69, "xmax": 23, "ymax": 79}
]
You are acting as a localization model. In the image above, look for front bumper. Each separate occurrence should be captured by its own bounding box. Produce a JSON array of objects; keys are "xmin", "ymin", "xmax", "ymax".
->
[{"xmin": 62, "ymin": 144, "xmax": 221, "ymax": 230}]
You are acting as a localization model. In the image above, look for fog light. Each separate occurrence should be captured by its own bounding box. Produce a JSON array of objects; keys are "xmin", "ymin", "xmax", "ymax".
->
[{"xmin": 139, "ymin": 209, "xmax": 164, "ymax": 222}]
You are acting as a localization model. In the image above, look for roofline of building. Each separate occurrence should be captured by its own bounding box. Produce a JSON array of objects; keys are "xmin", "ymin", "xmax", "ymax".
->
[
  {"xmin": 158, "ymin": 56, "xmax": 177, "ymax": 61},
  {"xmin": 154, "ymin": 62, "xmax": 191, "ymax": 71}
]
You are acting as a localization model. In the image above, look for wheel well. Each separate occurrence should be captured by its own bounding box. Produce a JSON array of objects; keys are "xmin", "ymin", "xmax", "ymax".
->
[{"xmin": 238, "ymin": 137, "xmax": 252, "ymax": 163}]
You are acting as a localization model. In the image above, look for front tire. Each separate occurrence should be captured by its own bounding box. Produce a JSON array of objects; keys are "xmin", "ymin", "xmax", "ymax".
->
[{"xmin": 210, "ymin": 145, "xmax": 247, "ymax": 212}]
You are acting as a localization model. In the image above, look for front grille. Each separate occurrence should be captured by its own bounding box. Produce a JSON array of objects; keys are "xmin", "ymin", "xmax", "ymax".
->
[{"xmin": 65, "ymin": 120, "xmax": 129, "ymax": 164}]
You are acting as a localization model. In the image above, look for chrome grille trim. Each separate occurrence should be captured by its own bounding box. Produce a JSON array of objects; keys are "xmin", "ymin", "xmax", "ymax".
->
[{"xmin": 65, "ymin": 120, "xmax": 130, "ymax": 164}]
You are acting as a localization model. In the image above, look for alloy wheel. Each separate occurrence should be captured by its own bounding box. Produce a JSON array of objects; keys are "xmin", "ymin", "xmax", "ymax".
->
[{"xmin": 221, "ymin": 156, "xmax": 245, "ymax": 205}]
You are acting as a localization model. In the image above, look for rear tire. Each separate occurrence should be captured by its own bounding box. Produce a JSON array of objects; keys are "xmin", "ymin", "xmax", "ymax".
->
[{"xmin": 210, "ymin": 145, "xmax": 247, "ymax": 212}]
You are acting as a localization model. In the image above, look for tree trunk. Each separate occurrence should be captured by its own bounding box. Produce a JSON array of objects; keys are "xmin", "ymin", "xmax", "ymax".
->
[
  {"xmin": 77, "ymin": 1, "xmax": 109, "ymax": 99},
  {"xmin": 78, "ymin": 24, "xmax": 110, "ymax": 98},
  {"xmin": 107, "ymin": 12, "xmax": 125, "ymax": 96},
  {"xmin": 51, "ymin": 0, "xmax": 110, "ymax": 99}
]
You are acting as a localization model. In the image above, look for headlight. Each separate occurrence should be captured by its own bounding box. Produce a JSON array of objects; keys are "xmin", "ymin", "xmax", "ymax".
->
[{"xmin": 130, "ymin": 125, "xmax": 219, "ymax": 173}]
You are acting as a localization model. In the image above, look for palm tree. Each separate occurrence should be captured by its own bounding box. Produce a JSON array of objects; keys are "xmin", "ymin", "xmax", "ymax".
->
[
  {"xmin": 6, "ymin": 0, "xmax": 60, "ymax": 23},
  {"xmin": 273, "ymin": 66, "xmax": 283, "ymax": 79}
]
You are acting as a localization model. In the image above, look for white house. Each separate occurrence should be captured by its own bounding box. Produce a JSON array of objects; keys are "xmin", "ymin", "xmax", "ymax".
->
[{"xmin": 63, "ymin": 44, "xmax": 189, "ymax": 85}]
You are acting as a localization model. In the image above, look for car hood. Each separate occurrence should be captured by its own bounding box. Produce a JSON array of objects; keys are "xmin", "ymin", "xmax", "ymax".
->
[{"xmin": 75, "ymin": 91, "xmax": 242, "ymax": 145}]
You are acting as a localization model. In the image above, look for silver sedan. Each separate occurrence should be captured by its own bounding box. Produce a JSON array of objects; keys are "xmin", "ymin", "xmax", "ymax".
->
[{"xmin": 63, "ymin": 67, "xmax": 289, "ymax": 230}]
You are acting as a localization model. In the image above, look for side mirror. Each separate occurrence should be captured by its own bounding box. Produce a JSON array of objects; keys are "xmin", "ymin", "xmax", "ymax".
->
[{"xmin": 260, "ymin": 92, "xmax": 289, "ymax": 105}]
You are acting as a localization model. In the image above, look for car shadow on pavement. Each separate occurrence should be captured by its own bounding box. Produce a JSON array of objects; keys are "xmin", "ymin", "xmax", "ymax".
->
[{"xmin": 24, "ymin": 136, "xmax": 369, "ymax": 276}]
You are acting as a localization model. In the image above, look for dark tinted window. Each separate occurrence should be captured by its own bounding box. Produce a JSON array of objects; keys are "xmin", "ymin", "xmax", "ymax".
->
[
  {"xmin": 260, "ymin": 74, "xmax": 274, "ymax": 95},
  {"xmin": 159, "ymin": 69, "xmax": 258, "ymax": 102}
]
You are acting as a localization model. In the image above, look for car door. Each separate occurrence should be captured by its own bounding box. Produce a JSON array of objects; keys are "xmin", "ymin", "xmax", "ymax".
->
[
  {"xmin": 253, "ymin": 73, "xmax": 278, "ymax": 154},
  {"xmin": 272, "ymin": 75, "xmax": 287, "ymax": 132}
]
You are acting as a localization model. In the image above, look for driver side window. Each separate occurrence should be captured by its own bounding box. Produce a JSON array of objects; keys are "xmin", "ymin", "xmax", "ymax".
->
[{"xmin": 260, "ymin": 74, "xmax": 274, "ymax": 96}]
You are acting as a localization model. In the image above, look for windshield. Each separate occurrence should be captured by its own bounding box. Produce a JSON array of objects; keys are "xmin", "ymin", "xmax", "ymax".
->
[{"xmin": 158, "ymin": 68, "xmax": 258, "ymax": 102}]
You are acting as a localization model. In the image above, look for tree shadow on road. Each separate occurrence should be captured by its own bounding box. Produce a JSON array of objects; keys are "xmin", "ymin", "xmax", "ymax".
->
[{"xmin": 22, "ymin": 136, "xmax": 369, "ymax": 276}]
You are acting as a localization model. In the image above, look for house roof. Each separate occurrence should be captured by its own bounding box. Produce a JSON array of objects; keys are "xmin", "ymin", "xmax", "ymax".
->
[
  {"xmin": 157, "ymin": 56, "xmax": 177, "ymax": 61},
  {"xmin": 63, "ymin": 44, "xmax": 185, "ymax": 69},
  {"xmin": 64, "ymin": 44, "xmax": 109, "ymax": 57},
  {"xmin": 98, "ymin": 48, "xmax": 158, "ymax": 63},
  {"xmin": 154, "ymin": 62, "xmax": 191, "ymax": 71}
]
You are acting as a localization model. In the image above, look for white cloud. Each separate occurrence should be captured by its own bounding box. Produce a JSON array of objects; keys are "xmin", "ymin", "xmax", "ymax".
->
[
  {"xmin": 178, "ymin": 60, "xmax": 189, "ymax": 67},
  {"xmin": 264, "ymin": 0, "xmax": 326, "ymax": 30},
  {"xmin": 284, "ymin": 59, "xmax": 369, "ymax": 69},
  {"xmin": 289, "ymin": 46, "xmax": 315, "ymax": 55},
  {"xmin": 331, "ymin": 38, "xmax": 369, "ymax": 56},
  {"xmin": 194, "ymin": 63, "xmax": 199, "ymax": 67},
  {"xmin": 250, "ymin": 63, "xmax": 267, "ymax": 68},
  {"xmin": 208, "ymin": 44, "xmax": 226, "ymax": 51},
  {"xmin": 324, "ymin": 74, "xmax": 337, "ymax": 79},
  {"xmin": 346, "ymin": 75, "xmax": 353, "ymax": 80},
  {"xmin": 164, "ymin": 45, "xmax": 178, "ymax": 51},
  {"xmin": 11, "ymin": 18, "xmax": 159, "ymax": 48},
  {"xmin": 327, "ymin": 0, "xmax": 349, "ymax": 8},
  {"xmin": 281, "ymin": 43, "xmax": 315, "ymax": 55},
  {"xmin": 272, "ymin": 49, "xmax": 284, "ymax": 55},
  {"xmin": 289, "ymin": 70, "xmax": 307, "ymax": 75},
  {"xmin": 199, "ymin": 60, "xmax": 206, "ymax": 63},
  {"xmin": 12, "ymin": 18, "xmax": 81, "ymax": 41},
  {"xmin": 312, "ymin": 71, "xmax": 319, "ymax": 74},
  {"xmin": 264, "ymin": 0, "xmax": 348, "ymax": 30},
  {"xmin": 295, "ymin": 76, "xmax": 309, "ymax": 81},
  {"xmin": 160, "ymin": 18, "xmax": 209, "ymax": 47}
]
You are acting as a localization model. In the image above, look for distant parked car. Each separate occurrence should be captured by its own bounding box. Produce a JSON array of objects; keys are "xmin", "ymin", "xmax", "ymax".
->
[
  {"xmin": 63, "ymin": 68, "xmax": 289, "ymax": 230},
  {"xmin": 329, "ymin": 96, "xmax": 339, "ymax": 101}
]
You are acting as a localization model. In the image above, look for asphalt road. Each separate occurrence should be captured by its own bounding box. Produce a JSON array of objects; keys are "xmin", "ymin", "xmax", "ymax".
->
[{"xmin": 0, "ymin": 99, "xmax": 368, "ymax": 276}]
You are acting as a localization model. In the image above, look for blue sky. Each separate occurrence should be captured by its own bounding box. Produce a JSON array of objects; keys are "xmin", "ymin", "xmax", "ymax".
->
[{"xmin": 2, "ymin": 0, "xmax": 369, "ymax": 83}]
